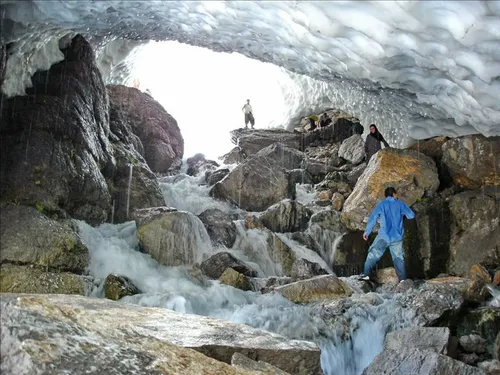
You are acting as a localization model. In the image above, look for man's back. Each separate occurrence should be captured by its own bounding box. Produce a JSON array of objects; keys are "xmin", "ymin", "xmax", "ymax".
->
[{"xmin": 371, "ymin": 197, "xmax": 415, "ymax": 242}]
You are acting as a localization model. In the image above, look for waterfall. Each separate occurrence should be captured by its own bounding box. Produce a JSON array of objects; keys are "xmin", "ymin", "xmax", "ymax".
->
[{"xmin": 77, "ymin": 170, "xmax": 417, "ymax": 374}]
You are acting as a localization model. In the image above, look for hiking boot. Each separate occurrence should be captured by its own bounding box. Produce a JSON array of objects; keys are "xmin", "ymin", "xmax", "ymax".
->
[{"xmin": 358, "ymin": 274, "xmax": 370, "ymax": 281}]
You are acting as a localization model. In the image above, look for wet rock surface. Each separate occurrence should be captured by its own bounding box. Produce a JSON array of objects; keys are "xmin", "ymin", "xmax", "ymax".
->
[
  {"xmin": 274, "ymin": 275, "xmax": 353, "ymax": 304},
  {"xmin": 198, "ymin": 208, "xmax": 237, "ymax": 248},
  {"xmin": 260, "ymin": 199, "xmax": 312, "ymax": 233},
  {"xmin": 201, "ymin": 252, "xmax": 258, "ymax": 279},
  {"xmin": 104, "ymin": 274, "xmax": 141, "ymax": 301}
]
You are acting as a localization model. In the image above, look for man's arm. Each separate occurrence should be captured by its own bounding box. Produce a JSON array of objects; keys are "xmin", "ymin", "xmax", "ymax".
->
[
  {"xmin": 363, "ymin": 203, "xmax": 381, "ymax": 240},
  {"xmin": 380, "ymin": 134, "xmax": 390, "ymax": 148},
  {"xmin": 401, "ymin": 201, "xmax": 416, "ymax": 219}
]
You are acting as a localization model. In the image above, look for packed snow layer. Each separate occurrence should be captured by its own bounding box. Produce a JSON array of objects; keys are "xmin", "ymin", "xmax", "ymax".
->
[{"xmin": 2, "ymin": 0, "xmax": 500, "ymax": 143}]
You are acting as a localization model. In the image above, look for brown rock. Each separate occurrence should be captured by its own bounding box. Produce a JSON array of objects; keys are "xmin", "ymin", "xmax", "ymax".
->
[
  {"xmin": 442, "ymin": 135, "xmax": 500, "ymax": 189},
  {"xmin": 376, "ymin": 267, "xmax": 399, "ymax": 284},
  {"xmin": 218, "ymin": 268, "xmax": 252, "ymax": 291},
  {"xmin": 331, "ymin": 192, "xmax": 345, "ymax": 211},
  {"xmin": 107, "ymin": 85, "xmax": 184, "ymax": 173},
  {"xmin": 494, "ymin": 270, "xmax": 500, "ymax": 286},
  {"xmin": 317, "ymin": 190, "xmax": 333, "ymax": 200},
  {"xmin": 274, "ymin": 275, "xmax": 353, "ymax": 304},
  {"xmin": 470, "ymin": 264, "xmax": 492, "ymax": 283},
  {"xmin": 341, "ymin": 148, "xmax": 439, "ymax": 231}
]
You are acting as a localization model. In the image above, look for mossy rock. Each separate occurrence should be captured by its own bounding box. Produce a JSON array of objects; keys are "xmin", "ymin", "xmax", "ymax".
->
[
  {"xmin": 104, "ymin": 274, "xmax": 140, "ymax": 300},
  {"xmin": 455, "ymin": 307, "xmax": 500, "ymax": 352},
  {"xmin": 218, "ymin": 268, "xmax": 252, "ymax": 291},
  {"xmin": 0, "ymin": 264, "xmax": 88, "ymax": 295},
  {"xmin": 0, "ymin": 205, "xmax": 89, "ymax": 273}
]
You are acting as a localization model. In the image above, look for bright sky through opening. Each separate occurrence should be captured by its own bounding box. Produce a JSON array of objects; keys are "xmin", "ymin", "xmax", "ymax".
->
[{"xmin": 131, "ymin": 41, "xmax": 292, "ymax": 160}]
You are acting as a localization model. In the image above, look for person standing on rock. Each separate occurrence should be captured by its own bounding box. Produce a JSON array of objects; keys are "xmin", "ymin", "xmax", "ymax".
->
[
  {"xmin": 364, "ymin": 124, "xmax": 390, "ymax": 161},
  {"xmin": 242, "ymin": 99, "xmax": 255, "ymax": 129},
  {"xmin": 359, "ymin": 187, "xmax": 415, "ymax": 282}
]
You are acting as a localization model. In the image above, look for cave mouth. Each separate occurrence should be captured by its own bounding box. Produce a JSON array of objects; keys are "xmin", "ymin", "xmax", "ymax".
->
[{"xmin": 112, "ymin": 40, "xmax": 295, "ymax": 160}]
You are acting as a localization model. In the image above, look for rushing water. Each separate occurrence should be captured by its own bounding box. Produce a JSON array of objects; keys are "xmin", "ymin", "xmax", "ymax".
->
[{"xmin": 77, "ymin": 172, "xmax": 416, "ymax": 375}]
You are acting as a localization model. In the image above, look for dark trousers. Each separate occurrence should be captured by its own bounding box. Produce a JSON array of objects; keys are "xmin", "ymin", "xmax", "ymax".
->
[{"xmin": 245, "ymin": 113, "xmax": 255, "ymax": 127}]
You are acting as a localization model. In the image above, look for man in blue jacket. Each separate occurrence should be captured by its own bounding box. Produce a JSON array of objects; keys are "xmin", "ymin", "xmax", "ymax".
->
[{"xmin": 359, "ymin": 187, "xmax": 415, "ymax": 282}]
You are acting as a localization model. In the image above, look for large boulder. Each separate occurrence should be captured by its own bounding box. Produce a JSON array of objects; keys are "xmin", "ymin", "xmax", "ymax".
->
[
  {"xmin": 206, "ymin": 168, "xmax": 230, "ymax": 186},
  {"xmin": 341, "ymin": 148, "xmax": 440, "ymax": 231},
  {"xmin": 442, "ymin": 135, "xmax": 500, "ymax": 190},
  {"xmin": 210, "ymin": 144, "xmax": 298, "ymax": 212},
  {"xmin": 455, "ymin": 308, "xmax": 500, "ymax": 354},
  {"xmin": 0, "ymin": 264, "xmax": 90, "ymax": 295},
  {"xmin": 385, "ymin": 327, "xmax": 451, "ymax": 355},
  {"xmin": 136, "ymin": 209, "xmax": 211, "ymax": 266},
  {"xmin": 291, "ymin": 258, "xmax": 329, "ymax": 281},
  {"xmin": 198, "ymin": 208, "xmax": 237, "ymax": 248},
  {"xmin": 408, "ymin": 136, "xmax": 452, "ymax": 188},
  {"xmin": 107, "ymin": 84, "xmax": 184, "ymax": 173},
  {"xmin": 201, "ymin": 252, "xmax": 258, "ymax": 279},
  {"xmin": 0, "ymin": 205, "xmax": 89, "ymax": 273},
  {"xmin": 106, "ymin": 86, "xmax": 166, "ymax": 223},
  {"xmin": 274, "ymin": 275, "xmax": 353, "ymax": 304},
  {"xmin": 231, "ymin": 353, "xmax": 290, "ymax": 375},
  {"xmin": 220, "ymin": 146, "xmax": 246, "ymax": 165},
  {"xmin": 218, "ymin": 268, "xmax": 252, "ymax": 291},
  {"xmin": 448, "ymin": 187, "xmax": 500, "ymax": 276},
  {"xmin": 362, "ymin": 348, "xmax": 485, "ymax": 375},
  {"xmin": 0, "ymin": 35, "xmax": 113, "ymax": 224},
  {"xmin": 338, "ymin": 134, "xmax": 365, "ymax": 165},
  {"xmin": 0, "ymin": 294, "xmax": 322, "ymax": 375},
  {"xmin": 230, "ymin": 128, "xmax": 302, "ymax": 156},
  {"xmin": 260, "ymin": 199, "xmax": 312, "ymax": 233}
]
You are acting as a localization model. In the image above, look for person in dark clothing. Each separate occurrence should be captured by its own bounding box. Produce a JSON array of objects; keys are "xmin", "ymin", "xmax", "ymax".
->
[
  {"xmin": 359, "ymin": 187, "xmax": 415, "ymax": 282},
  {"xmin": 319, "ymin": 113, "xmax": 331, "ymax": 128},
  {"xmin": 364, "ymin": 124, "xmax": 390, "ymax": 162}
]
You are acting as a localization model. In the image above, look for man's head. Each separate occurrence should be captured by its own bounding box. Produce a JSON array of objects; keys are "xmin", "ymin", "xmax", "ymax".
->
[
  {"xmin": 370, "ymin": 124, "xmax": 377, "ymax": 133},
  {"xmin": 246, "ymin": 99, "xmax": 250, "ymax": 104},
  {"xmin": 384, "ymin": 187, "xmax": 397, "ymax": 198}
]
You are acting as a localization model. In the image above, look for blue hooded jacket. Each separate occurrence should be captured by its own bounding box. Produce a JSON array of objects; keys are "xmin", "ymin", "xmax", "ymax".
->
[{"xmin": 364, "ymin": 197, "xmax": 415, "ymax": 242}]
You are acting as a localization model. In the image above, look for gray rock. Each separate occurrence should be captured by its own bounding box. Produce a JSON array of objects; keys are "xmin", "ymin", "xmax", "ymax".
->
[
  {"xmin": 231, "ymin": 352, "xmax": 290, "ymax": 374},
  {"xmin": 198, "ymin": 208, "xmax": 237, "ymax": 248},
  {"xmin": 1, "ymin": 35, "xmax": 113, "ymax": 224},
  {"xmin": 459, "ymin": 352, "xmax": 480, "ymax": 366},
  {"xmin": 136, "ymin": 210, "xmax": 211, "ymax": 266},
  {"xmin": 201, "ymin": 252, "xmax": 257, "ymax": 279},
  {"xmin": 362, "ymin": 348, "xmax": 486, "ymax": 375},
  {"xmin": 310, "ymin": 210, "xmax": 346, "ymax": 233},
  {"xmin": 107, "ymin": 85, "xmax": 184, "ymax": 173},
  {"xmin": 448, "ymin": 187, "xmax": 500, "ymax": 276},
  {"xmin": 385, "ymin": 327, "xmax": 451, "ymax": 355},
  {"xmin": 210, "ymin": 144, "xmax": 297, "ymax": 212},
  {"xmin": 341, "ymin": 148, "xmax": 439, "ymax": 231},
  {"xmin": 441, "ymin": 135, "xmax": 500, "ymax": 190},
  {"xmin": 249, "ymin": 276, "xmax": 293, "ymax": 293},
  {"xmin": 186, "ymin": 153, "xmax": 219, "ymax": 177},
  {"xmin": 230, "ymin": 129, "xmax": 302, "ymax": 156},
  {"xmin": 291, "ymin": 258, "xmax": 329, "ymax": 281},
  {"xmin": 218, "ymin": 268, "xmax": 252, "ymax": 291},
  {"xmin": 338, "ymin": 134, "xmax": 365, "ymax": 165},
  {"xmin": 459, "ymin": 335, "xmax": 487, "ymax": 354},
  {"xmin": 477, "ymin": 360, "xmax": 500, "ymax": 375},
  {"xmin": 220, "ymin": 146, "xmax": 246, "ymax": 164},
  {"xmin": 1, "ymin": 294, "xmax": 321, "ymax": 374},
  {"xmin": 288, "ymin": 169, "xmax": 314, "ymax": 185},
  {"xmin": 103, "ymin": 274, "xmax": 140, "ymax": 301},
  {"xmin": 494, "ymin": 332, "xmax": 500, "ymax": 360},
  {"xmin": 206, "ymin": 168, "xmax": 230, "ymax": 186},
  {"xmin": 0, "ymin": 205, "xmax": 89, "ymax": 273},
  {"xmin": 260, "ymin": 199, "xmax": 312, "ymax": 233}
]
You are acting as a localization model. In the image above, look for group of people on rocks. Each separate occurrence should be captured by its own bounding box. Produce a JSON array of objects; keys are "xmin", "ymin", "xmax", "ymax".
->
[{"xmin": 241, "ymin": 101, "xmax": 414, "ymax": 285}]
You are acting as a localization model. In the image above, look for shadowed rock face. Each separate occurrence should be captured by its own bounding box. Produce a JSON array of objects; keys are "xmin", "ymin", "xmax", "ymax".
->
[
  {"xmin": 0, "ymin": 294, "xmax": 322, "ymax": 375},
  {"xmin": 0, "ymin": 35, "xmax": 113, "ymax": 224},
  {"xmin": 107, "ymin": 84, "xmax": 184, "ymax": 174}
]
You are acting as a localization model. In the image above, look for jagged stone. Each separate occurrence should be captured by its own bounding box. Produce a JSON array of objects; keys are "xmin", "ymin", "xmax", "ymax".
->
[
  {"xmin": 362, "ymin": 348, "xmax": 485, "ymax": 375},
  {"xmin": 274, "ymin": 275, "xmax": 353, "ymax": 304},
  {"xmin": 0, "ymin": 264, "xmax": 90, "ymax": 295},
  {"xmin": 442, "ymin": 135, "xmax": 500, "ymax": 189},
  {"xmin": 107, "ymin": 84, "xmax": 183, "ymax": 173},
  {"xmin": 136, "ymin": 210, "xmax": 211, "ymax": 266},
  {"xmin": 341, "ymin": 148, "xmax": 440, "ymax": 231},
  {"xmin": 288, "ymin": 169, "xmax": 314, "ymax": 185},
  {"xmin": 331, "ymin": 192, "xmax": 345, "ymax": 211},
  {"xmin": 260, "ymin": 199, "xmax": 312, "ymax": 233},
  {"xmin": 375, "ymin": 267, "xmax": 399, "ymax": 285},
  {"xmin": 186, "ymin": 153, "xmax": 219, "ymax": 177},
  {"xmin": 218, "ymin": 268, "xmax": 252, "ymax": 291},
  {"xmin": 230, "ymin": 129, "xmax": 302, "ymax": 156},
  {"xmin": 385, "ymin": 327, "xmax": 451, "ymax": 355},
  {"xmin": 1, "ymin": 35, "xmax": 113, "ymax": 224},
  {"xmin": 448, "ymin": 187, "xmax": 500, "ymax": 276},
  {"xmin": 478, "ymin": 360, "xmax": 500, "ymax": 375},
  {"xmin": 198, "ymin": 208, "xmax": 237, "ymax": 248},
  {"xmin": 206, "ymin": 168, "xmax": 230, "ymax": 186},
  {"xmin": 103, "ymin": 274, "xmax": 140, "ymax": 301},
  {"xmin": 309, "ymin": 210, "xmax": 346, "ymax": 233},
  {"xmin": 408, "ymin": 136, "xmax": 452, "ymax": 188},
  {"xmin": 201, "ymin": 252, "xmax": 257, "ymax": 279},
  {"xmin": 1, "ymin": 294, "xmax": 322, "ymax": 375},
  {"xmin": 0, "ymin": 205, "xmax": 89, "ymax": 273},
  {"xmin": 291, "ymin": 258, "xmax": 329, "ymax": 281},
  {"xmin": 220, "ymin": 146, "xmax": 246, "ymax": 164},
  {"xmin": 338, "ymin": 134, "xmax": 365, "ymax": 165}
]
